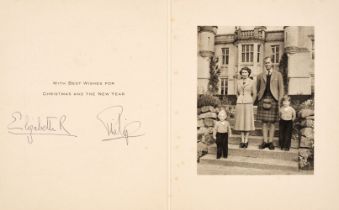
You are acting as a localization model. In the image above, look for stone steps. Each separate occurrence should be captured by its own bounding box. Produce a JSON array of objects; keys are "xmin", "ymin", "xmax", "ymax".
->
[
  {"xmin": 199, "ymin": 115, "xmax": 300, "ymax": 174},
  {"xmin": 208, "ymin": 144, "xmax": 298, "ymax": 161},
  {"xmin": 197, "ymin": 164, "xmax": 312, "ymax": 175},
  {"xmin": 228, "ymin": 134, "xmax": 299, "ymax": 148},
  {"xmin": 199, "ymin": 154, "xmax": 299, "ymax": 172}
]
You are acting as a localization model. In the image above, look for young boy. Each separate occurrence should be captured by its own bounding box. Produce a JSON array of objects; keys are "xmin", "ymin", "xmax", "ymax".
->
[
  {"xmin": 213, "ymin": 109, "xmax": 232, "ymax": 159},
  {"xmin": 279, "ymin": 95, "xmax": 296, "ymax": 151}
]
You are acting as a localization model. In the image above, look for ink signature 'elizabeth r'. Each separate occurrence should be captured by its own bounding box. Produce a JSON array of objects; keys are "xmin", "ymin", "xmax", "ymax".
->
[
  {"xmin": 7, "ymin": 111, "xmax": 77, "ymax": 144},
  {"xmin": 96, "ymin": 105, "xmax": 144, "ymax": 145}
]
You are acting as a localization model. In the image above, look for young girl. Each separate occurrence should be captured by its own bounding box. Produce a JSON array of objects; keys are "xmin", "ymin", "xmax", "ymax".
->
[
  {"xmin": 279, "ymin": 95, "xmax": 296, "ymax": 151},
  {"xmin": 213, "ymin": 109, "xmax": 232, "ymax": 159}
]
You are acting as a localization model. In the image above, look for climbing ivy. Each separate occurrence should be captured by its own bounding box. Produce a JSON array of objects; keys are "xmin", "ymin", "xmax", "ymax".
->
[
  {"xmin": 208, "ymin": 56, "xmax": 220, "ymax": 94},
  {"xmin": 279, "ymin": 53, "xmax": 289, "ymax": 93}
]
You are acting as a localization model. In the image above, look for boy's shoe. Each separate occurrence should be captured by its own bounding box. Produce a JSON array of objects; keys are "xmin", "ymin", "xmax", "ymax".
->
[
  {"xmin": 259, "ymin": 142, "xmax": 267, "ymax": 149},
  {"xmin": 268, "ymin": 143, "xmax": 275, "ymax": 150}
]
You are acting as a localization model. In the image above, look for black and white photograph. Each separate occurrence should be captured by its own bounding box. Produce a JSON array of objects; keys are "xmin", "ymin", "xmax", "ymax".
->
[
  {"xmin": 197, "ymin": 26, "xmax": 315, "ymax": 175},
  {"xmin": 3, "ymin": 0, "xmax": 339, "ymax": 208}
]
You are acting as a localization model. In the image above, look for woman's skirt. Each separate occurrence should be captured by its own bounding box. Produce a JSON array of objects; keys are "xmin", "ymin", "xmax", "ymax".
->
[
  {"xmin": 235, "ymin": 103, "xmax": 255, "ymax": 131},
  {"xmin": 257, "ymin": 95, "xmax": 279, "ymax": 122}
]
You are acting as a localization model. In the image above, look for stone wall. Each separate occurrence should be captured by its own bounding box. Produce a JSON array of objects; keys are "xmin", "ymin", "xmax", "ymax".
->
[
  {"xmin": 295, "ymin": 99, "xmax": 314, "ymax": 170},
  {"xmin": 197, "ymin": 105, "xmax": 235, "ymax": 162},
  {"xmin": 197, "ymin": 106, "xmax": 217, "ymax": 160}
]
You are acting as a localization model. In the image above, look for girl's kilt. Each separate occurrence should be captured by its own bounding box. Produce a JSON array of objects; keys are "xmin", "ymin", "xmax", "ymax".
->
[{"xmin": 257, "ymin": 95, "xmax": 279, "ymax": 122}]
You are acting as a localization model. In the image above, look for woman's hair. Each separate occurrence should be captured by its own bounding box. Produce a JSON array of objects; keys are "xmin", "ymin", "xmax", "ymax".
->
[{"xmin": 239, "ymin": 67, "xmax": 251, "ymax": 76}]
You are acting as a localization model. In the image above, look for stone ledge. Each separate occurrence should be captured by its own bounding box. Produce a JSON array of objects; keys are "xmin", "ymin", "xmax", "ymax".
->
[{"xmin": 199, "ymin": 154, "xmax": 298, "ymax": 171}]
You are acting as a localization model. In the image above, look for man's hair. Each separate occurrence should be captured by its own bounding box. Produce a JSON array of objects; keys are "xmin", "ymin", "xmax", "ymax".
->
[{"xmin": 263, "ymin": 56, "xmax": 273, "ymax": 62}]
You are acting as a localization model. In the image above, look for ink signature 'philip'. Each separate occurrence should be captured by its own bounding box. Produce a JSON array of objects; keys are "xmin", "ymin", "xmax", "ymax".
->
[
  {"xmin": 7, "ymin": 112, "xmax": 77, "ymax": 144},
  {"xmin": 96, "ymin": 105, "xmax": 144, "ymax": 145}
]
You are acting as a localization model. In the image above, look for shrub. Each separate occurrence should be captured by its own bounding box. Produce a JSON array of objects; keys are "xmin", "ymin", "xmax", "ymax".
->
[{"xmin": 197, "ymin": 94, "xmax": 221, "ymax": 108}]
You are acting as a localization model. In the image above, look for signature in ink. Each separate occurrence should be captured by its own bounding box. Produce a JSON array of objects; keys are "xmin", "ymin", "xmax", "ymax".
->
[
  {"xmin": 7, "ymin": 111, "xmax": 77, "ymax": 144},
  {"xmin": 96, "ymin": 105, "xmax": 144, "ymax": 145}
]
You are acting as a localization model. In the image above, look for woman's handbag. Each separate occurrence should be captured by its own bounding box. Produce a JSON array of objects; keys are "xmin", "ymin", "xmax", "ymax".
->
[{"xmin": 262, "ymin": 98, "xmax": 272, "ymax": 110}]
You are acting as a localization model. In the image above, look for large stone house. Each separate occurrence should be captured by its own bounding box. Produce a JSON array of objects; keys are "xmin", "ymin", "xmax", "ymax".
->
[{"xmin": 197, "ymin": 26, "xmax": 314, "ymax": 102}]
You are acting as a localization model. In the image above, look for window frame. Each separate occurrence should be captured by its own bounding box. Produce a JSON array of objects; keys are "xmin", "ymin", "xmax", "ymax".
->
[
  {"xmin": 311, "ymin": 39, "xmax": 314, "ymax": 60},
  {"xmin": 241, "ymin": 44, "xmax": 254, "ymax": 63},
  {"xmin": 257, "ymin": 44, "xmax": 261, "ymax": 63},
  {"xmin": 221, "ymin": 48, "xmax": 229, "ymax": 65},
  {"xmin": 220, "ymin": 78, "xmax": 227, "ymax": 95},
  {"xmin": 271, "ymin": 45, "xmax": 280, "ymax": 63}
]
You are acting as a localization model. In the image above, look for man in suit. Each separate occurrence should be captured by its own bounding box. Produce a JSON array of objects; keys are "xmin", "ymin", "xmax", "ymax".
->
[{"xmin": 256, "ymin": 56, "xmax": 284, "ymax": 150}]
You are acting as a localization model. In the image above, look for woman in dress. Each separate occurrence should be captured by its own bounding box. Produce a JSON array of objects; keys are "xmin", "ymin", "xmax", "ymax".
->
[{"xmin": 235, "ymin": 67, "xmax": 257, "ymax": 148}]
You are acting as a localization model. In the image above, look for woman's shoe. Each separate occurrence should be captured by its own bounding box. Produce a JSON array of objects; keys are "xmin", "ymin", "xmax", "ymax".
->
[
  {"xmin": 244, "ymin": 142, "xmax": 248, "ymax": 148},
  {"xmin": 239, "ymin": 143, "xmax": 244, "ymax": 148}
]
